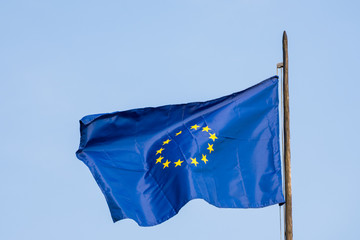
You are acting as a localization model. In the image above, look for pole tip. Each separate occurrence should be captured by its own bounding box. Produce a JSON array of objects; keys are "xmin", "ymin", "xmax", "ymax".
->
[{"xmin": 283, "ymin": 31, "xmax": 288, "ymax": 42}]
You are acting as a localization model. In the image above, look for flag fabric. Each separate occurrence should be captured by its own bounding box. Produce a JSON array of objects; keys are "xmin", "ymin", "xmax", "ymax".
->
[{"xmin": 76, "ymin": 76, "xmax": 285, "ymax": 226}]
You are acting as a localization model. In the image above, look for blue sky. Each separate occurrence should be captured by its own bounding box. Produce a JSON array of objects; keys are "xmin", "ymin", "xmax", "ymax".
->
[{"xmin": 1, "ymin": 1, "xmax": 359, "ymax": 239}]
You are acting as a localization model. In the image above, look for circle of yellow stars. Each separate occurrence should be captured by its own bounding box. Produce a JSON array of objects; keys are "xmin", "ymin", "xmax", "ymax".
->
[{"xmin": 154, "ymin": 124, "xmax": 218, "ymax": 169}]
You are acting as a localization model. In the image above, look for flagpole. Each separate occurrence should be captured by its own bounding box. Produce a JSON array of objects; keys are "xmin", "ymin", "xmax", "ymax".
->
[{"xmin": 282, "ymin": 31, "xmax": 293, "ymax": 240}]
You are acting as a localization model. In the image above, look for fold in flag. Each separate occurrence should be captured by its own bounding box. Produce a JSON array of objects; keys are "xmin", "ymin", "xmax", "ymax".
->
[{"xmin": 76, "ymin": 76, "xmax": 285, "ymax": 226}]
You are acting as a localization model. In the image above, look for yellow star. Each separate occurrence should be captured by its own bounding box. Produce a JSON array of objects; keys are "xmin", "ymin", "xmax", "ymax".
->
[
  {"xmin": 190, "ymin": 157, "xmax": 199, "ymax": 166},
  {"xmin": 163, "ymin": 160, "xmax": 171, "ymax": 169},
  {"xmin": 163, "ymin": 139, "xmax": 171, "ymax": 145},
  {"xmin": 174, "ymin": 159, "xmax": 183, "ymax": 167},
  {"xmin": 175, "ymin": 131, "xmax": 182, "ymax": 136},
  {"xmin": 201, "ymin": 154, "xmax": 208, "ymax": 164},
  {"xmin": 202, "ymin": 126, "xmax": 211, "ymax": 132},
  {"xmin": 190, "ymin": 124, "xmax": 200, "ymax": 130},
  {"xmin": 156, "ymin": 156, "xmax": 163, "ymax": 164},
  {"xmin": 156, "ymin": 148, "xmax": 164, "ymax": 155},
  {"xmin": 207, "ymin": 143, "xmax": 214, "ymax": 153},
  {"xmin": 209, "ymin": 133, "xmax": 218, "ymax": 142}
]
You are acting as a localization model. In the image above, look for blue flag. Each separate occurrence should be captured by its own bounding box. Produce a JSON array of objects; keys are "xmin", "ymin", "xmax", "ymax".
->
[{"xmin": 76, "ymin": 76, "xmax": 285, "ymax": 226}]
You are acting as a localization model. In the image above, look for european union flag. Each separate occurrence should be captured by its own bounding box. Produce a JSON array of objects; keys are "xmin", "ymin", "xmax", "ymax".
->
[{"xmin": 76, "ymin": 76, "xmax": 285, "ymax": 226}]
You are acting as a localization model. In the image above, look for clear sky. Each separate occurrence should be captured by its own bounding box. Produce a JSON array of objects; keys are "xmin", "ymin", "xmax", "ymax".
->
[{"xmin": 1, "ymin": 1, "xmax": 359, "ymax": 239}]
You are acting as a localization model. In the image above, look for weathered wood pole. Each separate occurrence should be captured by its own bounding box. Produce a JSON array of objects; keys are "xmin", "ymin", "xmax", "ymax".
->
[{"xmin": 282, "ymin": 31, "xmax": 293, "ymax": 240}]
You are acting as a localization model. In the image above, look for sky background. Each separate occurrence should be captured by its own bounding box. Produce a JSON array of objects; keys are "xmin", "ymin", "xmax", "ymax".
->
[{"xmin": 1, "ymin": 1, "xmax": 359, "ymax": 239}]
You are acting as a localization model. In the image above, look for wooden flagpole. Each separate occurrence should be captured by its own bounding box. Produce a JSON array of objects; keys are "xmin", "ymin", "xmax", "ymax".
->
[{"xmin": 282, "ymin": 31, "xmax": 293, "ymax": 240}]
